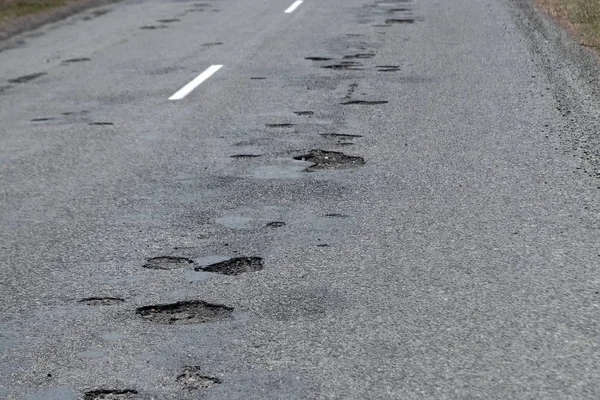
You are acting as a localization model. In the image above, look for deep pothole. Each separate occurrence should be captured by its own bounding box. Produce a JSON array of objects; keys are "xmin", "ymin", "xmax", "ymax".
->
[
  {"xmin": 293, "ymin": 150, "xmax": 365, "ymax": 171},
  {"xmin": 143, "ymin": 256, "xmax": 194, "ymax": 270},
  {"xmin": 177, "ymin": 366, "xmax": 221, "ymax": 390},
  {"xmin": 196, "ymin": 257, "xmax": 264, "ymax": 276},
  {"xmin": 266, "ymin": 221, "xmax": 285, "ymax": 228},
  {"xmin": 80, "ymin": 297, "xmax": 124, "ymax": 306},
  {"xmin": 136, "ymin": 300, "xmax": 233, "ymax": 324},
  {"xmin": 83, "ymin": 389, "xmax": 138, "ymax": 400}
]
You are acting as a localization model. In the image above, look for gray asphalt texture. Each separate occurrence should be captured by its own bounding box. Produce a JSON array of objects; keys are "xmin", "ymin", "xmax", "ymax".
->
[{"xmin": 1, "ymin": 0, "xmax": 600, "ymax": 398}]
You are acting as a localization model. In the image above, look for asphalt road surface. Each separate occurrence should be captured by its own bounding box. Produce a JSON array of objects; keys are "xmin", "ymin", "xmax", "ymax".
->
[{"xmin": 1, "ymin": 0, "xmax": 600, "ymax": 399}]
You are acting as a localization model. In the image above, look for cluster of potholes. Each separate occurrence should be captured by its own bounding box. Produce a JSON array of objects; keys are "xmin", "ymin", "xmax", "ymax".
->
[
  {"xmin": 305, "ymin": 54, "xmax": 400, "ymax": 73},
  {"xmin": 76, "ymin": 8, "xmax": 389, "ymax": 398},
  {"xmin": 79, "ymin": 255, "xmax": 267, "ymax": 396}
]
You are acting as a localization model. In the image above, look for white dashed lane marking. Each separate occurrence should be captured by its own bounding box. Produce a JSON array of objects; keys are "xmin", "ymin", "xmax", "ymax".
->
[{"xmin": 169, "ymin": 65, "xmax": 223, "ymax": 100}]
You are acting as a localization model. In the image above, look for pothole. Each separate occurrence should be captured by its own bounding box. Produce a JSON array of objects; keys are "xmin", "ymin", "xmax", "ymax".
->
[
  {"xmin": 62, "ymin": 58, "xmax": 91, "ymax": 64},
  {"xmin": 143, "ymin": 256, "xmax": 194, "ymax": 270},
  {"xmin": 343, "ymin": 53, "xmax": 375, "ymax": 59},
  {"xmin": 293, "ymin": 150, "xmax": 365, "ymax": 171},
  {"xmin": 266, "ymin": 221, "xmax": 285, "ymax": 228},
  {"xmin": 340, "ymin": 100, "xmax": 388, "ymax": 105},
  {"xmin": 377, "ymin": 65, "xmax": 400, "ymax": 72},
  {"xmin": 305, "ymin": 56, "xmax": 332, "ymax": 61},
  {"xmin": 322, "ymin": 62, "xmax": 364, "ymax": 71},
  {"xmin": 88, "ymin": 122, "xmax": 114, "ymax": 126},
  {"xmin": 157, "ymin": 18, "xmax": 180, "ymax": 23},
  {"xmin": 8, "ymin": 72, "xmax": 46, "ymax": 83},
  {"xmin": 31, "ymin": 117, "xmax": 54, "ymax": 122},
  {"xmin": 196, "ymin": 257, "xmax": 264, "ymax": 276},
  {"xmin": 385, "ymin": 18, "xmax": 415, "ymax": 23},
  {"xmin": 80, "ymin": 297, "xmax": 125, "ymax": 306},
  {"xmin": 325, "ymin": 213, "xmax": 349, "ymax": 218},
  {"xmin": 84, "ymin": 389, "xmax": 138, "ymax": 400},
  {"xmin": 231, "ymin": 154, "xmax": 261, "ymax": 158},
  {"xmin": 136, "ymin": 300, "xmax": 233, "ymax": 324},
  {"xmin": 266, "ymin": 123, "xmax": 294, "ymax": 128},
  {"xmin": 250, "ymin": 77, "xmax": 266, "ymax": 80},
  {"xmin": 177, "ymin": 366, "xmax": 221, "ymax": 390},
  {"xmin": 140, "ymin": 25, "xmax": 168, "ymax": 29},
  {"xmin": 320, "ymin": 133, "xmax": 362, "ymax": 140},
  {"xmin": 294, "ymin": 111, "xmax": 314, "ymax": 116}
]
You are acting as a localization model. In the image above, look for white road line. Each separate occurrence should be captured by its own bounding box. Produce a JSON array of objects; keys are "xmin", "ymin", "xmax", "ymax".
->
[
  {"xmin": 284, "ymin": 0, "xmax": 303, "ymax": 13},
  {"xmin": 169, "ymin": 65, "xmax": 223, "ymax": 100}
]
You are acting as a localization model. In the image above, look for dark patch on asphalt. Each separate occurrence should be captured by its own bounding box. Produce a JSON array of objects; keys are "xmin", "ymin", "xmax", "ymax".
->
[
  {"xmin": 197, "ymin": 257, "xmax": 264, "ymax": 276},
  {"xmin": 293, "ymin": 149, "xmax": 365, "ymax": 171},
  {"xmin": 202, "ymin": 42, "xmax": 223, "ymax": 46},
  {"xmin": 251, "ymin": 77, "xmax": 266, "ymax": 80},
  {"xmin": 83, "ymin": 389, "xmax": 138, "ymax": 399},
  {"xmin": 177, "ymin": 366, "xmax": 221, "ymax": 390},
  {"xmin": 143, "ymin": 256, "xmax": 194, "ymax": 270},
  {"xmin": 8, "ymin": 72, "xmax": 46, "ymax": 84},
  {"xmin": 31, "ymin": 117, "xmax": 55, "ymax": 122},
  {"xmin": 388, "ymin": 7, "xmax": 411, "ymax": 12},
  {"xmin": 266, "ymin": 123, "xmax": 294, "ymax": 128},
  {"xmin": 62, "ymin": 58, "xmax": 91, "ymax": 64},
  {"xmin": 377, "ymin": 65, "xmax": 400, "ymax": 72},
  {"xmin": 157, "ymin": 18, "xmax": 180, "ymax": 23},
  {"xmin": 325, "ymin": 213, "xmax": 349, "ymax": 218},
  {"xmin": 136, "ymin": 300, "xmax": 233, "ymax": 324},
  {"xmin": 88, "ymin": 122, "xmax": 114, "ymax": 126},
  {"xmin": 294, "ymin": 111, "xmax": 314, "ymax": 116},
  {"xmin": 341, "ymin": 100, "xmax": 388, "ymax": 105},
  {"xmin": 0, "ymin": 85, "xmax": 12, "ymax": 94},
  {"xmin": 305, "ymin": 56, "xmax": 333, "ymax": 61},
  {"xmin": 140, "ymin": 25, "xmax": 168, "ymax": 30},
  {"xmin": 317, "ymin": 244, "xmax": 330, "ymax": 247},
  {"xmin": 266, "ymin": 221, "xmax": 286, "ymax": 228},
  {"xmin": 80, "ymin": 297, "xmax": 125, "ymax": 306},
  {"xmin": 344, "ymin": 82, "xmax": 358, "ymax": 99},
  {"xmin": 343, "ymin": 53, "xmax": 376, "ymax": 59},
  {"xmin": 385, "ymin": 18, "xmax": 415, "ymax": 24},
  {"xmin": 320, "ymin": 133, "xmax": 362, "ymax": 139}
]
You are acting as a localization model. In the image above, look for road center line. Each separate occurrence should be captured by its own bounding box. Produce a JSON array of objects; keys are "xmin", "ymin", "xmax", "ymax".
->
[
  {"xmin": 169, "ymin": 65, "xmax": 223, "ymax": 100},
  {"xmin": 284, "ymin": 0, "xmax": 303, "ymax": 13}
]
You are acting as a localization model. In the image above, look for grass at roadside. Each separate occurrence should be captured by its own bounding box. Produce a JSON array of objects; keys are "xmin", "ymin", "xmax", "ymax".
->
[
  {"xmin": 537, "ymin": 0, "xmax": 600, "ymax": 50},
  {"xmin": 0, "ymin": 0, "xmax": 69, "ymax": 22}
]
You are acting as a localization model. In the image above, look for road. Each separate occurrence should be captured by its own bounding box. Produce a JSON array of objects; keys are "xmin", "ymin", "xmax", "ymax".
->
[{"xmin": 1, "ymin": 0, "xmax": 600, "ymax": 398}]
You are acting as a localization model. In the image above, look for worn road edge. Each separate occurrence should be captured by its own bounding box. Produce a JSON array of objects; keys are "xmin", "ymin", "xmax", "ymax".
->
[{"xmin": 509, "ymin": 0, "xmax": 600, "ymax": 180}]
